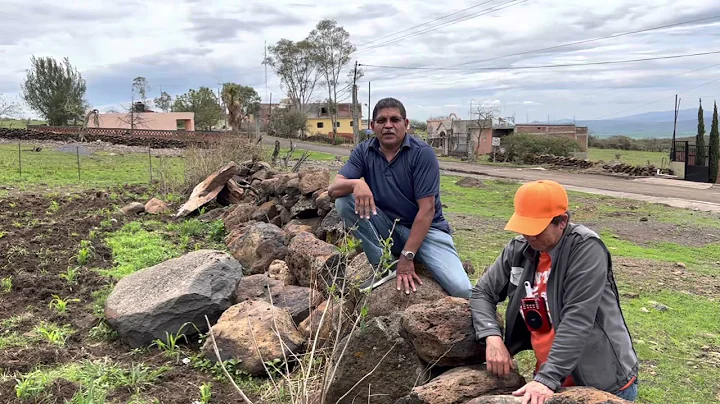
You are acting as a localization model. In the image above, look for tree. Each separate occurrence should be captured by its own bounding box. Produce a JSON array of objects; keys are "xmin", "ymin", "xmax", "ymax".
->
[
  {"xmin": 221, "ymin": 83, "xmax": 260, "ymax": 134},
  {"xmin": 710, "ymin": 101, "xmax": 719, "ymax": 183},
  {"xmin": 0, "ymin": 93, "xmax": 20, "ymax": 119},
  {"xmin": 271, "ymin": 109, "xmax": 307, "ymax": 138},
  {"xmin": 132, "ymin": 77, "xmax": 151, "ymax": 107},
  {"xmin": 473, "ymin": 105, "xmax": 500, "ymax": 160},
  {"xmin": 173, "ymin": 87, "xmax": 223, "ymax": 130},
  {"xmin": 308, "ymin": 19, "xmax": 356, "ymax": 143},
  {"xmin": 21, "ymin": 56, "xmax": 87, "ymax": 126},
  {"xmin": 154, "ymin": 91, "xmax": 172, "ymax": 112},
  {"xmin": 697, "ymin": 98, "xmax": 706, "ymax": 166},
  {"xmin": 264, "ymin": 39, "xmax": 320, "ymax": 118},
  {"xmin": 410, "ymin": 119, "xmax": 428, "ymax": 132}
]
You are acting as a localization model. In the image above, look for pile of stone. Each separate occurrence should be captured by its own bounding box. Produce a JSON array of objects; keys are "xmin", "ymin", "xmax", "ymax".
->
[
  {"xmin": 526, "ymin": 154, "xmax": 596, "ymax": 169},
  {"xmin": 103, "ymin": 160, "xmax": 630, "ymax": 404},
  {"xmin": 0, "ymin": 128, "xmax": 199, "ymax": 149},
  {"xmin": 601, "ymin": 162, "xmax": 673, "ymax": 177}
]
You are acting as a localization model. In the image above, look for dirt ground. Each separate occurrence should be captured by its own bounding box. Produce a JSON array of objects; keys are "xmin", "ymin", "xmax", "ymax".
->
[
  {"xmin": 0, "ymin": 138, "xmax": 185, "ymax": 157},
  {"xmin": 0, "ymin": 188, "xmax": 252, "ymax": 403}
]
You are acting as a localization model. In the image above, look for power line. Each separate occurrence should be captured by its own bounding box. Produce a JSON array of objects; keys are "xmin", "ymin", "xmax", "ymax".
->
[
  {"xmin": 354, "ymin": 0, "xmax": 496, "ymax": 49},
  {"xmin": 449, "ymin": 15, "xmax": 720, "ymax": 69},
  {"xmin": 360, "ymin": 50, "xmax": 720, "ymax": 73},
  {"xmin": 355, "ymin": 0, "xmax": 528, "ymax": 52}
]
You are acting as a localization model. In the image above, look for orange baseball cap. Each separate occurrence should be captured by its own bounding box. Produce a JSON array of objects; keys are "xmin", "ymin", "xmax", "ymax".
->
[{"xmin": 504, "ymin": 180, "xmax": 568, "ymax": 236}]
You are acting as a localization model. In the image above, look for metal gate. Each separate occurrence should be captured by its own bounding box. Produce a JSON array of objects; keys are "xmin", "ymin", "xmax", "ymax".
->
[
  {"xmin": 447, "ymin": 134, "xmax": 469, "ymax": 157},
  {"xmin": 674, "ymin": 141, "xmax": 710, "ymax": 183}
]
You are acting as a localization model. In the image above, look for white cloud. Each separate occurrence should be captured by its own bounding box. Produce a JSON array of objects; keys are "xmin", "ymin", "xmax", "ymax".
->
[{"xmin": 1, "ymin": 0, "xmax": 719, "ymax": 122}]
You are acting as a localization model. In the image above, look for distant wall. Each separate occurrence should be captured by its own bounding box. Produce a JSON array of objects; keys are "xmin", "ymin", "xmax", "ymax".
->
[{"xmin": 91, "ymin": 112, "xmax": 195, "ymax": 131}]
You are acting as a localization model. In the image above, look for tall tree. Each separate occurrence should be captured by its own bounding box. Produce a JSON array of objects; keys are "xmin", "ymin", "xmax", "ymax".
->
[
  {"xmin": 697, "ymin": 99, "xmax": 706, "ymax": 166},
  {"xmin": 308, "ymin": 19, "xmax": 356, "ymax": 142},
  {"xmin": 710, "ymin": 101, "xmax": 719, "ymax": 183},
  {"xmin": 173, "ymin": 87, "xmax": 223, "ymax": 130},
  {"xmin": 132, "ymin": 77, "xmax": 151, "ymax": 107},
  {"xmin": 264, "ymin": 39, "xmax": 320, "ymax": 117},
  {"xmin": 221, "ymin": 83, "xmax": 261, "ymax": 134},
  {"xmin": 21, "ymin": 56, "xmax": 87, "ymax": 126},
  {"xmin": 153, "ymin": 91, "xmax": 173, "ymax": 112}
]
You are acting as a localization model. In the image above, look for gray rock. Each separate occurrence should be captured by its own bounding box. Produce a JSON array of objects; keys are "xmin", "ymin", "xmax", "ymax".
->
[
  {"xmin": 298, "ymin": 169, "xmax": 329, "ymax": 195},
  {"xmin": 234, "ymin": 274, "xmax": 323, "ymax": 324},
  {"xmin": 316, "ymin": 207, "xmax": 345, "ymax": 242},
  {"xmin": 120, "ymin": 202, "xmax": 145, "ymax": 215},
  {"xmin": 104, "ymin": 250, "xmax": 242, "ymax": 348},
  {"xmin": 314, "ymin": 190, "xmax": 333, "ymax": 212},
  {"xmin": 365, "ymin": 264, "xmax": 449, "ymax": 320},
  {"xmin": 325, "ymin": 313, "xmax": 428, "ymax": 404},
  {"xmin": 268, "ymin": 259, "xmax": 296, "ymax": 285},
  {"xmin": 291, "ymin": 195, "xmax": 317, "ymax": 219},
  {"xmin": 286, "ymin": 231, "xmax": 342, "ymax": 291},
  {"xmin": 223, "ymin": 203, "xmax": 257, "ymax": 233}
]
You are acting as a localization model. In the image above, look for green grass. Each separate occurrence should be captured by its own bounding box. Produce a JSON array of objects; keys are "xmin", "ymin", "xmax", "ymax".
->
[
  {"xmin": 621, "ymin": 291, "xmax": 720, "ymax": 403},
  {"xmin": 275, "ymin": 147, "xmax": 338, "ymax": 161},
  {"xmin": 102, "ymin": 221, "xmax": 183, "ymax": 279},
  {"xmin": 0, "ymin": 144, "xmax": 184, "ymax": 187},
  {"xmin": 0, "ymin": 118, "xmax": 46, "ymax": 129},
  {"xmin": 588, "ymin": 148, "xmax": 669, "ymax": 167}
]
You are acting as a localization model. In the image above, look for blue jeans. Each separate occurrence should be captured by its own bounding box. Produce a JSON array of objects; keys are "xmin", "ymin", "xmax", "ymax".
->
[
  {"xmin": 335, "ymin": 195, "xmax": 472, "ymax": 298},
  {"xmin": 615, "ymin": 379, "xmax": 638, "ymax": 402}
]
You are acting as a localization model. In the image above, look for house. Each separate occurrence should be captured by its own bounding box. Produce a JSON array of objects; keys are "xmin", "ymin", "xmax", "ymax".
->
[
  {"xmin": 305, "ymin": 102, "xmax": 362, "ymax": 140},
  {"xmin": 92, "ymin": 103, "xmax": 195, "ymax": 131}
]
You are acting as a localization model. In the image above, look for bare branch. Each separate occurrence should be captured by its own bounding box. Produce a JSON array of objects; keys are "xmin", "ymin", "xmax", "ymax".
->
[{"xmin": 203, "ymin": 315, "xmax": 255, "ymax": 404}]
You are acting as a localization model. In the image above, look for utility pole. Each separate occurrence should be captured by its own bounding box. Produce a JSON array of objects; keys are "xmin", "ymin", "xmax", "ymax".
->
[
  {"xmin": 671, "ymin": 94, "xmax": 681, "ymax": 160},
  {"xmin": 352, "ymin": 61, "xmax": 360, "ymax": 145},
  {"xmin": 368, "ymin": 81, "xmax": 371, "ymax": 129}
]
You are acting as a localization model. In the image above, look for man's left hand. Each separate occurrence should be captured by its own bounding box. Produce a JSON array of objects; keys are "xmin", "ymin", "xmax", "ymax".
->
[
  {"xmin": 396, "ymin": 258, "xmax": 422, "ymax": 294},
  {"xmin": 513, "ymin": 381, "xmax": 554, "ymax": 404}
]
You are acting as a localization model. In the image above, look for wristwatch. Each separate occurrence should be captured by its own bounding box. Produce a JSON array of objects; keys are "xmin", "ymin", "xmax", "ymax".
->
[{"xmin": 401, "ymin": 250, "xmax": 415, "ymax": 261}]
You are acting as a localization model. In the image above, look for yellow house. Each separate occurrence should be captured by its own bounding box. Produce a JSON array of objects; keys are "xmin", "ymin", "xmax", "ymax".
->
[{"xmin": 305, "ymin": 103, "xmax": 362, "ymax": 141}]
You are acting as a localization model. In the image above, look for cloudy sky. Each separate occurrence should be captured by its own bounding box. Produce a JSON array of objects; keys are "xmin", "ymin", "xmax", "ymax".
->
[{"xmin": 2, "ymin": 0, "xmax": 720, "ymax": 122}]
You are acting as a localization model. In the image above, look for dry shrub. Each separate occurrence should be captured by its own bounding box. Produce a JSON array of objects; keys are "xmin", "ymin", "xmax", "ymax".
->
[{"xmin": 183, "ymin": 135, "xmax": 265, "ymax": 192}]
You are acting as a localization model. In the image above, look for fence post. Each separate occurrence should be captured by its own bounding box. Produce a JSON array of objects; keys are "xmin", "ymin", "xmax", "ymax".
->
[
  {"xmin": 148, "ymin": 146, "xmax": 153, "ymax": 183},
  {"xmin": 76, "ymin": 146, "xmax": 81, "ymax": 181},
  {"xmin": 18, "ymin": 139, "xmax": 21, "ymax": 178}
]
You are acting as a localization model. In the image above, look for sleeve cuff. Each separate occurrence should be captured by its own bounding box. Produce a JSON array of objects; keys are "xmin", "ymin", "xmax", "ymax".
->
[
  {"xmin": 533, "ymin": 374, "xmax": 560, "ymax": 392},
  {"xmin": 475, "ymin": 329, "xmax": 503, "ymax": 341}
]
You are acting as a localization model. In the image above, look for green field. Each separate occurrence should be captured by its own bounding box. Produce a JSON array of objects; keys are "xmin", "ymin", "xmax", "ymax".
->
[
  {"xmin": 1, "ymin": 149, "xmax": 719, "ymax": 403},
  {"xmin": 0, "ymin": 119, "xmax": 47, "ymax": 129},
  {"xmin": 588, "ymin": 148, "xmax": 669, "ymax": 167}
]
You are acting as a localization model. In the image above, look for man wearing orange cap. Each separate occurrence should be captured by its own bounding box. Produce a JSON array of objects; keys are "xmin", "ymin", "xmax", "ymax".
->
[{"xmin": 470, "ymin": 180, "xmax": 639, "ymax": 403}]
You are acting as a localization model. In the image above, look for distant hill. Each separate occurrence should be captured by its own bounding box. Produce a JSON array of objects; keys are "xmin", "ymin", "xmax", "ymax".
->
[{"xmin": 537, "ymin": 108, "xmax": 714, "ymax": 139}]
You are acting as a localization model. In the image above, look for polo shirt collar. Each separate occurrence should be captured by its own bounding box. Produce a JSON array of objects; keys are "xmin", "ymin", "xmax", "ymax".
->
[{"xmin": 368, "ymin": 134, "xmax": 413, "ymax": 150}]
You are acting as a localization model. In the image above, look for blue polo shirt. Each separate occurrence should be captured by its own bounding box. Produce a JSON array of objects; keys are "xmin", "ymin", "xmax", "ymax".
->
[{"xmin": 338, "ymin": 134, "xmax": 451, "ymax": 233}]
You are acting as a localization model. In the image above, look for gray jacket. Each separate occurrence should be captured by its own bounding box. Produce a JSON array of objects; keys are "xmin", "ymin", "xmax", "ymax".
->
[{"xmin": 470, "ymin": 223, "xmax": 638, "ymax": 393}]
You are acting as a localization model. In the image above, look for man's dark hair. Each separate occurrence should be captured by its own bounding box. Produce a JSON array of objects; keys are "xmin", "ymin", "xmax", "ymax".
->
[
  {"xmin": 372, "ymin": 97, "xmax": 407, "ymax": 121},
  {"xmin": 550, "ymin": 213, "xmax": 568, "ymax": 226}
]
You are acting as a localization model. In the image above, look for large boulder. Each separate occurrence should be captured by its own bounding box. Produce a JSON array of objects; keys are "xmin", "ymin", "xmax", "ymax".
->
[
  {"xmin": 144, "ymin": 198, "xmax": 168, "ymax": 214},
  {"xmin": 344, "ymin": 252, "xmax": 374, "ymax": 286},
  {"xmin": 228, "ymin": 222, "xmax": 287, "ymax": 275},
  {"xmin": 286, "ymin": 232, "xmax": 342, "ymax": 291},
  {"xmin": 400, "ymin": 297, "xmax": 485, "ymax": 367},
  {"xmin": 364, "ymin": 264, "xmax": 449, "ymax": 320},
  {"xmin": 298, "ymin": 298, "xmax": 355, "ymax": 347},
  {"xmin": 298, "ymin": 169, "xmax": 329, "ymax": 195},
  {"xmin": 395, "ymin": 365, "xmax": 525, "ymax": 404},
  {"xmin": 202, "ymin": 300, "xmax": 304, "ymax": 375},
  {"xmin": 120, "ymin": 202, "xmax": 145, "ymax": 215},
  {"xmin": 466, "ymin": 387, "xmax": 631, "ymax": 404},
  {"xmin": 177, "ymin": 162, "xmax": 241, "ymax": 217},
  {"xmin": 223, "ymin": 203, "xmax": 257, "ymax": 233},
  {"xmin": 274, "ymin": 173, "xmax": 299, "ymax": 195},
  {"xmin": 235, "ymin": 274, "xmax": 323, "ymax": 324},
  {"xmin": 325, "ymin": 313, "xmax": 428, "ymax": 404},
  {"xmin": 105, "ymin": 250, "xmax": 242, "ymax": 348}
]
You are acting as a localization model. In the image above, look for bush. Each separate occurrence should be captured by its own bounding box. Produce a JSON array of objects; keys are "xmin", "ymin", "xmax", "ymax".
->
[
  {"xmin": 498, "ymin": 133, "xmax": 581, "ymax": 163},
  {"xmin": 270, "ymin": 109, "xmax": 307, "ymax": 139}
]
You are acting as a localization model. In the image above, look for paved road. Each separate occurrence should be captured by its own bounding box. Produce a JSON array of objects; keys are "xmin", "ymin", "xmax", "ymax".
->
[{"xmin": 263, "ymin": 136, "xmax": 720, "ymax": 212}]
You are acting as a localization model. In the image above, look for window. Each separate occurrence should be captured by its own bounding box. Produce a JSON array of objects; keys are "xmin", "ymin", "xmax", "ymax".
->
[
  {"xmin": 317, "ymin": 122, "xmax": 324, "ymax": 128},
  {"xmin": 321, "ymin": 107, "xmax": 328, "ymax": 114},
  {"xmin": 336, "ymin": 121, "xmax": 341, "ymax": 128},
  {"xmin": 350, "ymin": 121, "xmax": 354, "ymax": 127}
]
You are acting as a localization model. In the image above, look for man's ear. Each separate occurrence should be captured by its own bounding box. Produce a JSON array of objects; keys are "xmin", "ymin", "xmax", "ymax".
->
[{"xmin": 405, "ymin": 119, "xmax": 410, "ymax": 129}]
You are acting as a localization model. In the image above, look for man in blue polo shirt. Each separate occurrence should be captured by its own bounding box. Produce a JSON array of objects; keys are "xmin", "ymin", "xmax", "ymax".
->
[{"xmin": 328, "ymin": 97, "xmax": 472, "ymax": 298}]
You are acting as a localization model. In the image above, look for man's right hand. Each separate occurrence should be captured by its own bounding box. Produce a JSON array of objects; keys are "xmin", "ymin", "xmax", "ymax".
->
[
  {"xmin": 353, "ymin": 180, "xmax": 376, "ymax": 219},
  {"xmin": 485, "ymin": 336, "xmax": 516, "ymax": 377}
]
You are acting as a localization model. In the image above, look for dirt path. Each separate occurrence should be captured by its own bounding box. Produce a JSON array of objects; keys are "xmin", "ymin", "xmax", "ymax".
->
[{"xmin": 263, "ymin": 136, "xmax": 720, "ymax": 212}]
